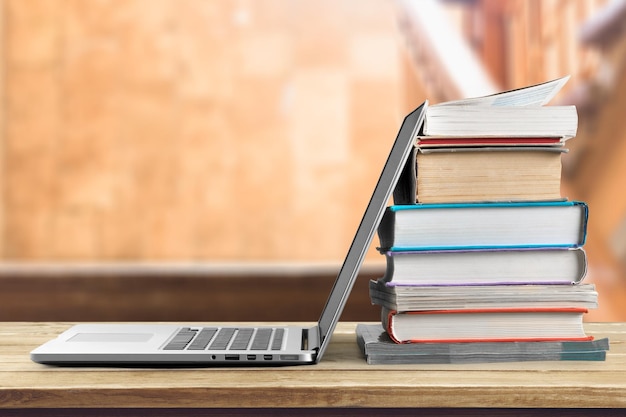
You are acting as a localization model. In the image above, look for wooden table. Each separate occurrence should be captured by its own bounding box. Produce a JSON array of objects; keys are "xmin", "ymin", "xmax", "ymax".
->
[{"xmin": 1, "ymin": 322, "xmax": 625, "ymax": 416}]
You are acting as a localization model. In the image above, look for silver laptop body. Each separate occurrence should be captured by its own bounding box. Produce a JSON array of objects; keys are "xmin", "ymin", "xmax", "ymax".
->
[{"xmin": 30, "ymin": 103, "xmax": 426, "ymax": 366}]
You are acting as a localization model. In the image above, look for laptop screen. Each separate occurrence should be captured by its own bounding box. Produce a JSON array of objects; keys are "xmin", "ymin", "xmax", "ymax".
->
[{"xmin": 315, "ymin": 103, "xmax": 426, "ymax": 361}]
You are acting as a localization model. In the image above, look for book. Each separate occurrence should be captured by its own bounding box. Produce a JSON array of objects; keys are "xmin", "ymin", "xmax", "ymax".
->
[
  {"xmin": 369, "ymin": 279, "xmax": 598, "ymax": 311},
  {"xmin": 381, "ymin": 306, "xmax": 592, "ymax": 344},
  {"xmin": 415, "ymin": 147, "xmax": 565, "ymax": 203},
  {"xmin": 356, "ymin": 324, "xmax": 609, "ymax": 364},
  {"xmin": 379, "ymin": 247, "xmax": 587, "ymax": 286},
  {"xmin": 421, "ymin": 77, "xmax": 577, "ymax": 138},
  {"xmin": 416, "ymin": 136, "xmax": 565, "ymax": 148},
  {"xmin": 423, "ymin": 105, "xmax": 578, "ymax": 138},
  {"xmin": 377, "ymin": 201, "xmax": 588, "ymax": 251}
]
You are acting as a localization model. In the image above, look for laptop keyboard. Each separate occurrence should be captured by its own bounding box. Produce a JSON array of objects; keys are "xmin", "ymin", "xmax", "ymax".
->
[{"xmin": 163, "ymin": 327, "xmax": 285, "ymax": 351}]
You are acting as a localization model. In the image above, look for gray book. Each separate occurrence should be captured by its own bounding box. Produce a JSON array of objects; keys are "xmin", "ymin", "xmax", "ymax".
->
[{"xmin": 356, "ymin": 324, "xmax": 609, "ymax": 364}]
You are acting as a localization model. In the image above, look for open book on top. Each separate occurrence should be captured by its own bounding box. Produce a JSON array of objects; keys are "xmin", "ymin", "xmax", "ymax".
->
[{"xmin": 419, "ymin": 76, "xmax": 578, "ymax": 139}]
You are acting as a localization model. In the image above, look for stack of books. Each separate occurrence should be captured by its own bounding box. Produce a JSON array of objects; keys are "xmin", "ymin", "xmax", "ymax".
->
[{"xmin": 359, "ymin": 77, "xmax": 609, "ymax": 364}]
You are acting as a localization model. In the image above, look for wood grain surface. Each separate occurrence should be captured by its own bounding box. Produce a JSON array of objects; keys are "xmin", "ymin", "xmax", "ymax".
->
[{"xmin": 0, "ymin": 322, "xmax": 624, "ymax": 412}]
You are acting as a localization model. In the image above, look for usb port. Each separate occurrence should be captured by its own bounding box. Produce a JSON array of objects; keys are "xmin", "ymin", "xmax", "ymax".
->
[
  {"xmin": 225, "ymin": 355, "xmax": 239, "ymax": 360},
  {"xmin": 263, "ymin": 355, "xmax": 273, "ymax": 360}
]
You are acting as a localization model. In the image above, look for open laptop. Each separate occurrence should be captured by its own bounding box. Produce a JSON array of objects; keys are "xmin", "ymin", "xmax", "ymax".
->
[{"xmin": 30, "ymin": 103, "xmax": 426, "ymax": 366}]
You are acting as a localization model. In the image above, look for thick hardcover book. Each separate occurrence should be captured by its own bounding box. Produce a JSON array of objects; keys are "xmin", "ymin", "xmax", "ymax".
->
[
  {"xmin": 394, "ymin": 146, "xmax": 567, "ymax": 205},
  {"xmin": 415, "ymin": 146, "xmax": 565, "ymax": 203},
  {"xmin": 369, "ymin": 279, "xmax": 598, "ymax": 312},
  {"xmin": 381, "ymin": 306, "xmax": 592, "ymax": 344},
  {"xmin": 356, "ymin": 324, "xmax": 608, "ymax": 364},
  {"xmin": 379, "ymin": 247, "xmax": 587, "ymax": 286},
  {"xmin": 377, "ymin": 201, "xmax": 588, "ymax": 251}
]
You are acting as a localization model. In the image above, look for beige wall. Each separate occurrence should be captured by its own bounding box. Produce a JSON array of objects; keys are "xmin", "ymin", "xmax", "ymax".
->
[{"xmin": 1, "ymin": 0, "xmax": 403, "ymax": 261}]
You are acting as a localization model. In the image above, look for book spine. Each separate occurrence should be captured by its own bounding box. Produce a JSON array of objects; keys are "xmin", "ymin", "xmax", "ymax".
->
[{"xmin": 577, "ymin": 200, "xmax": 589, "ymax": 246}]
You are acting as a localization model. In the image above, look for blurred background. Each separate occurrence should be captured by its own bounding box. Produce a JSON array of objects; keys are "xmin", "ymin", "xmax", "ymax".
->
[{"xmin": 1, "ymin": 0, "xmax": 626, "ymax": 322}]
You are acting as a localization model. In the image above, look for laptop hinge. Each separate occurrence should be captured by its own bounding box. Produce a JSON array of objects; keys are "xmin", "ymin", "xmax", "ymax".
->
[{"xmin": 302, "ymin": 326, "xmax": 321, "ymax": 351}]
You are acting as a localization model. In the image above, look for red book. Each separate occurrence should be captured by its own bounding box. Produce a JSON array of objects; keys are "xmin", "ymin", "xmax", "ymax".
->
[{"xmin": 416, "ymin": 136, "xmax": 564, "ymax": 147}]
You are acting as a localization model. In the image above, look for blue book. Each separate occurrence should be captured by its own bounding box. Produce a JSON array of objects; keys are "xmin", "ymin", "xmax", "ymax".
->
[{"xmin": 377, "ymin": 201, "xmax": 588, "ymax": 251}]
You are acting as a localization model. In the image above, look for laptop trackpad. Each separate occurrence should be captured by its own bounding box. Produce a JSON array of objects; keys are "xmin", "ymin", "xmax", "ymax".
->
[{"xmin": 69, "ymin": 333, "xmax": 154, "ymax": 343}]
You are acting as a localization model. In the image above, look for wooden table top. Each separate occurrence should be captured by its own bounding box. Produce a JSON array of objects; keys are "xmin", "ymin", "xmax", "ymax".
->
[{"xmin": 1, "ymin": 322, "xmax": 625, "ymax": 410}]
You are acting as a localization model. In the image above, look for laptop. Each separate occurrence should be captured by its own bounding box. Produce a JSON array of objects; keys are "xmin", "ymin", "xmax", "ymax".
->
[{"xmin": 30, "ymin": 103, "xmax": 426, "ymax": 366}]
